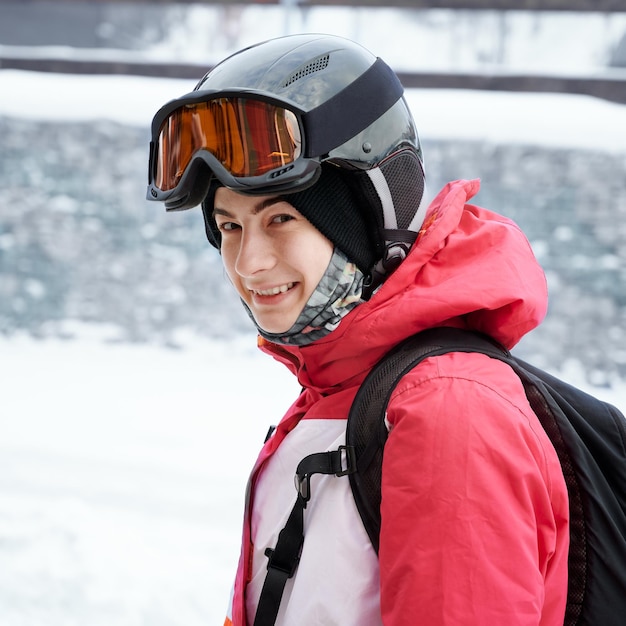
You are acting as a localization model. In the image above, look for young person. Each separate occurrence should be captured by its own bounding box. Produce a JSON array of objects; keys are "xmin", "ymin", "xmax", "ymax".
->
[{"xmin": 147, "ymin": 34, "xmax": 569, "ymax": 626}]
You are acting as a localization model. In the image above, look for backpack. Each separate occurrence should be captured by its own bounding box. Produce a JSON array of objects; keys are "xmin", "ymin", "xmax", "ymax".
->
[{"xmin": 346, "ymin": 326, "xmax": 626, "ymax": 626}]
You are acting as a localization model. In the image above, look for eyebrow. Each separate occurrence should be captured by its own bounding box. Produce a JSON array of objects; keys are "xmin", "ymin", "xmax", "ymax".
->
[{"xmin": 212, "ymin": 196, "xmax": 285, "ymax": 219}]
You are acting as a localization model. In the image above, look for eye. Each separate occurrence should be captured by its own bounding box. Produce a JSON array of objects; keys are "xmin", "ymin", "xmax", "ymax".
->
[
  {"xmin": 271, "ymin": 213, "xmax": 295, "ymax": 224},
  {"xmin": 216, "ymin": 220, "xmax": 240, "ymax": 232}
]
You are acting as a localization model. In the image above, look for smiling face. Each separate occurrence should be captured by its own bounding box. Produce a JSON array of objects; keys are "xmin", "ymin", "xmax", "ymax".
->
[{"xmin": 213, "ymin": 187, "xmax": 334, "ymax": 334}]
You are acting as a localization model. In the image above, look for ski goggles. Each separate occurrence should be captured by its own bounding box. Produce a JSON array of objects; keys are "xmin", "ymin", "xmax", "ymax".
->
[
  {"xmin": 147, "ymin": 58, "xmax": 404, "ymax": 210},
  {"xmin": 147, "ymin": 92, "xmax": 314, "ymax": 209}
]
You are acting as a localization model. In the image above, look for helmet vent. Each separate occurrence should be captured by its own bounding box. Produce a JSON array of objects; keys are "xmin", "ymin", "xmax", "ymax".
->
[{"xmin": 282, "ymin": 54, "xmax": 330, "ymax": 87}]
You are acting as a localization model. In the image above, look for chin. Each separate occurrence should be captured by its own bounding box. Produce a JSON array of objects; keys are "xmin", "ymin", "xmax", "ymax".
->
[
  {"xmin": 248, "ymin": 299, "xmax": 301, "ymax": 333},
  {"xmin": 257, "ymin": 322, "xmax": 293, "ymax": 335},
  {"xmin": 254, "ymin": 314, "xmax": 298, "ymax": 335}
]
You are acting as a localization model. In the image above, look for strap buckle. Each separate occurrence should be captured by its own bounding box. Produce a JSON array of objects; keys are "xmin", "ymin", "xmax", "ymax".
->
[
  {"xmin": 264, "ymin": 546, "xmax": 301, "ymax": 578},
  {"xmin": 294, "ymin": 445, "xmax": 357, "ymax": 503},
  {"xmin": 335, "ymin": 444, "xmax": 357, "ymax": 476},
  {"xmin": 295, "ymin": 473, "xmax": 312, "ymax": 503}
]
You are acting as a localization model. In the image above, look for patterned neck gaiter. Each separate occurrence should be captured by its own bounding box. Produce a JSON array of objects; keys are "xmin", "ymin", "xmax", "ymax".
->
[{"xmin": 243, "ymin": 248, "xmax": 365, "ymax": 346}]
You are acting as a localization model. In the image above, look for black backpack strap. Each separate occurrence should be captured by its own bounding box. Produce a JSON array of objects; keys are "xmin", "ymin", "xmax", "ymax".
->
[
  {"xmin": 346, "ymin": 326, "xmax": 507, "ymax": 552},
  {"xmin": 253, "ymin": 447, "xmax": 356, "ymax": 626},
  {"xmin": 347, "ymin": 326, "xmax": 626, "ymax": 626}
]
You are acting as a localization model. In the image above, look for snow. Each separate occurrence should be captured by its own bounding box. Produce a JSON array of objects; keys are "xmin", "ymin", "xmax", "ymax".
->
[
  {"xmin": 1, "ymin": 325, "xmax": 625, "ymax": 625},
  {"xmin": 2, "ymin": 70, "xmax": 626, "ymax": 153},
  {"xmin": 1, "ymin": 326, "xmax": 300, "ymax": 625},
  {"xmin": 2, "ymin": 12, "xmax": 626, "ymax": 624}
]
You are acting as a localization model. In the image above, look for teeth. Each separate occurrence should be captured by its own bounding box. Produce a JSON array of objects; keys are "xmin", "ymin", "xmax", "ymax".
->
[{"xmin": 254, "ymin": 282, "xmax": 294, "ymax": 296}]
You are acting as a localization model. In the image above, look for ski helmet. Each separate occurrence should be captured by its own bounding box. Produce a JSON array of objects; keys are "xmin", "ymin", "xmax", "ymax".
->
[{"xmin": 147, "ymin": 33, "xmax": 426, "ymax": 285}]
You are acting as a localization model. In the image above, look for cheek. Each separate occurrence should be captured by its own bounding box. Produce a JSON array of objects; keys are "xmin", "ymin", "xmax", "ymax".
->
[
  {"xmin": 219, "ymin": 243, "xmax": 240, "ymax": 284},
  {"xmin": 318, "ymin": 242, "xmax": 335, "ymax": 276},
  {"xmin": 299, "ymin": 236, "xmax": 334, "ymax": 285}
]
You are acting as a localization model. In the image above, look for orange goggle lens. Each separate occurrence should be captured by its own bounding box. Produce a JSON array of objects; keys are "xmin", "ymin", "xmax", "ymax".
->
[{"xmin": 154, "ymin": 97, "xmax": 302, "ymax": 192}]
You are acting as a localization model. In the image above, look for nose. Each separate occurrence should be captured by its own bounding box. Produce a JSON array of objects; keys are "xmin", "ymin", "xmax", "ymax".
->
[{"xmin": 234, "ymin": 226, "xmax": 277, "ymax": 278}]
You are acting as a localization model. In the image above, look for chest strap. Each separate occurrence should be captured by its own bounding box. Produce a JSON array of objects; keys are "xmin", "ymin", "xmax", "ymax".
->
[{"xmin": 253, "ymin": 445, "xmax": 356, "ymax": 626}]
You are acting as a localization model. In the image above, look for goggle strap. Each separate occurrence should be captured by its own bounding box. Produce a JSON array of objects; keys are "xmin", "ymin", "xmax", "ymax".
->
[{"xmin": 302, "ymin": 58, "xmax": 404, "ymax": 158}]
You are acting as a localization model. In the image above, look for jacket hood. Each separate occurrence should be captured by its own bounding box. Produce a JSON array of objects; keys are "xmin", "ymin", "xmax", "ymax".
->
[{"xmin": 260, "ymin": 179, "xmax": 548, "ymax": 393}]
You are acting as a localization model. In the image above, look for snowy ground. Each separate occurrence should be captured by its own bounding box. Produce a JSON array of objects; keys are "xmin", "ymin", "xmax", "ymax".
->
[
  {"xmin": 2, "ymin": 53, "xmax": 626, "ymax": 625},
  {"xmin": 0, "ymin": 326, "xmax": 300, "ymax": 626},
  {"xmin": 2, "ymin": 326, "xmax": 625, "ymax": 626},
  {"xmin": 2, "ymin": 70, "xmax": 626, "ymax": 153}
]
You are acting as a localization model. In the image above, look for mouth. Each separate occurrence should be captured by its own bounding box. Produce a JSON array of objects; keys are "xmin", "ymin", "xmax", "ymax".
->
[{"xmin": 251, "ymin": 282, "xmax": 295, "ymax": 297}]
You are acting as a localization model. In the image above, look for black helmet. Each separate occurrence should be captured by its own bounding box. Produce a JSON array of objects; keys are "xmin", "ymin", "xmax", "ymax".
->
[{"xmin": 147, "ymin": 34, "xmax": 426, "ymax": 284}]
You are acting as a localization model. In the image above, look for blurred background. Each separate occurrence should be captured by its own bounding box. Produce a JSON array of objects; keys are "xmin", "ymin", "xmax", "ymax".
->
[{"xmin": 1, "ymin": 1, "xmax": 626, "ymax": 625}]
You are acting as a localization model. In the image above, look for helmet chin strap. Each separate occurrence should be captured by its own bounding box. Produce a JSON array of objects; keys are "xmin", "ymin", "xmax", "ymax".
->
[
  {"xmin": 364, "ymin": 230, "xmax": 416, "ymax": 298},
  {"xmin": 363, "ymin": 165, "xmax": 428, "ymax": 296}
]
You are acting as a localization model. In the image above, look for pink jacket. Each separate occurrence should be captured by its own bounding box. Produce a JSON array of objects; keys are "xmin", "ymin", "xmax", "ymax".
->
[{"xmin": 224, "ymin": 179, "xmax": 570, "ymax": 626}]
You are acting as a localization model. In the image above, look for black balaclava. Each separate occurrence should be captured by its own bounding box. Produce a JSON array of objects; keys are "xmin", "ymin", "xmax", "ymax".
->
[
  {"xmin": 201, "ymin": 164, "xmax": 381, "ymax": 276},
  {"xmin": 200, "ymin": 164, "xmax": 379, "ymax": 345}
]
